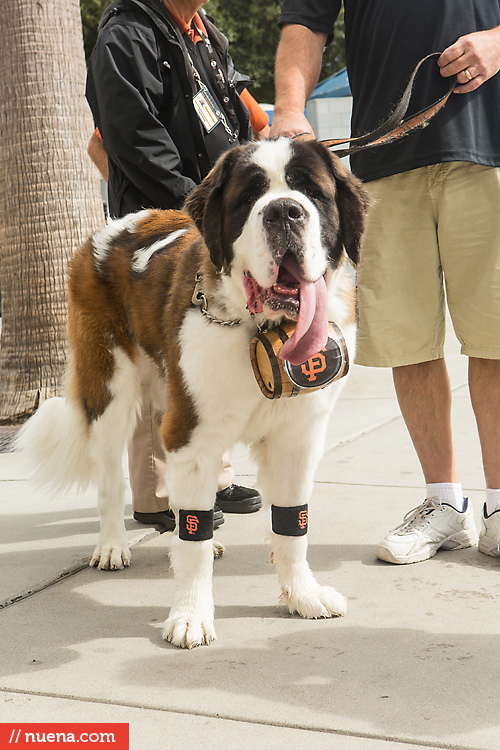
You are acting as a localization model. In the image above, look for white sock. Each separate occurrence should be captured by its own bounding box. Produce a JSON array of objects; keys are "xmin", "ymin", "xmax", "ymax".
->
[
  {"xmin": 485, "ymin": 488, "xmax": 500, "ymax": 516},
  {"xmin": 426, "ymin": 482, "xmax": 464, "ymax": 512}
]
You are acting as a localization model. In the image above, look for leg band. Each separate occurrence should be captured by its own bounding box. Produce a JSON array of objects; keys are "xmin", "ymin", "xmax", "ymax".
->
[
  {"xmin": 271, "ymin": 504, "xmax": 308, "ymax": 536},
  {"xmin": 178, "ymin": 509, "xmax": 214, "ymax": 541}
]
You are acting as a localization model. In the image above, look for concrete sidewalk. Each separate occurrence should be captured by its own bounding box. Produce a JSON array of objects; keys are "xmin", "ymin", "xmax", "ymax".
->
[{"xmin": 1, "ymin": 326, "xmax": 499, "ymax": 750}]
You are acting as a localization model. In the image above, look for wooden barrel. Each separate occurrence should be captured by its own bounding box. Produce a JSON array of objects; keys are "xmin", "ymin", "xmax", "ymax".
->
[{"xmin": 250, "ymin": 320, "xmax": 349, "ymax": 400}]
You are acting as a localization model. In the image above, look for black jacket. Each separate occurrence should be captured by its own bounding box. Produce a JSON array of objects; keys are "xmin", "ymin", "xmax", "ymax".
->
[{"xmin": 86, "ymin": 0, "xmax": 252, "ymax": 217}]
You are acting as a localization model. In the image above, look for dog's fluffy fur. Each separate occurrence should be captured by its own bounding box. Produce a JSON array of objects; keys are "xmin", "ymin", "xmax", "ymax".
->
[{"xmin": 17, "ymin": 138, "xmax": 370, "ymax": 648}]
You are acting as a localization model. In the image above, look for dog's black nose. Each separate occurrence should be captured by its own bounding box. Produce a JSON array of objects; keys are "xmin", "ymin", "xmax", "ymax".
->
[{"xmin": 263, "ymin": 198, "xmax": 306, "ymax": 226}]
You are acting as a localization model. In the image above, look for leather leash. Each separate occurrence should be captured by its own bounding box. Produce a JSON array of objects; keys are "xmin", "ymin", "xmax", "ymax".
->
[{"xmin": 294, "ymin": 53, "xmax": 457, "ymax": 157}]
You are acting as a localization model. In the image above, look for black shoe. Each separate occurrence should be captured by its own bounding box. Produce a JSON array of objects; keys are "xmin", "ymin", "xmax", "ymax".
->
[
  {"xmin": 134, "ymin": 505, "xmax": 224, "ymax": 532},
  {"xmin": 215, "ymin": 484, "xmax": 262, "ymax": 513}
]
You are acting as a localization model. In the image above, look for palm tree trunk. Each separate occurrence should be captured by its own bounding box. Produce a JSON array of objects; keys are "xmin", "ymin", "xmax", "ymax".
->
[{"xmin": 0, "ymin": 0, "xmax": 103, "ymax": 423}]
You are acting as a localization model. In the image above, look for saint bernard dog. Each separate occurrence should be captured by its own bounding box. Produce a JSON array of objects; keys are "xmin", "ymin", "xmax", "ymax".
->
[{"xmin": 17, "ymin": 137, "xmax": 370, "ymax": 648}]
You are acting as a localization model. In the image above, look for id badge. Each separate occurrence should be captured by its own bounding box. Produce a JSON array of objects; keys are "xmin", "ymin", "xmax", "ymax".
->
[{"xmin": 193, "ymin": 89, "xmax": 220, "ymax": 133}]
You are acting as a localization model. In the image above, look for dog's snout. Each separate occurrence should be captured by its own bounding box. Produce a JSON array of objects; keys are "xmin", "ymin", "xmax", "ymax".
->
[{"xmin": 263, "ymin": 198, "xmax": 306, "ymax": 226}]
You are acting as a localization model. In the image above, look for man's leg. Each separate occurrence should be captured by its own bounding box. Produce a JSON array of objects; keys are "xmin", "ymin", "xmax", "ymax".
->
[
  {"xmin": 469, "ymin": 358, "xmax": 500, "ymax": 557},
  {"xmin": 437, "ymin": 164, "xmax": 500, "ymax": 556},
  {"xmin": 375, "ymin": 357, "xmax": 477, "ymax": 564},
  {"xmin": 392, "ymin": 358, "xmax": 458, "ymax": 484},
  {"xmin": 129, "ymin": 402, "xmax": 177, "ymax": 530},
  {"xmin": 355, "ymin": 166, "xmax": 481, "ymax": 563},
  {"xmin": 469, "ymin": 357, "xmax": 500, "ymax": 489}
]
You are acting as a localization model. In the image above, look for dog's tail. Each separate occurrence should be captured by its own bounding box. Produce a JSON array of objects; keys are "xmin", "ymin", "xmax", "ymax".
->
[{"xmin": 15, "ymin": 397, "xmax": 95, "ymax": 495}]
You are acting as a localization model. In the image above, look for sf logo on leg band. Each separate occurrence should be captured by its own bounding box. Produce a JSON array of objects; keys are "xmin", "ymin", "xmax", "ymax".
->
[
  {"xmin": 271, "ymin": 504, "xmax": 308, "ymax": 536},
  {"xmin": 179, "ymin": 509, "xmax": 214, "ymax": 541}
]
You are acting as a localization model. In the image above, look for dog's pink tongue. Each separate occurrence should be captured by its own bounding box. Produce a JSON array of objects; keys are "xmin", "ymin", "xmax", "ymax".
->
[{"xmin": 279, "ymin": 255, "xmax": 329, "ymax": 366}]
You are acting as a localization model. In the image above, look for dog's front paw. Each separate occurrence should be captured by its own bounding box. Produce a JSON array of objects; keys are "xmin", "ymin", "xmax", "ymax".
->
[
  {"xmin": 162, "ymin": 610, "xmax": 216, "ymax": 649},
  {"xmin": 90, "ymin": 543, "xmax": 131, "ymax": 570},
  {"xmin": 281, "ymin": 584, "xmax": 347, "ymax": 619}
]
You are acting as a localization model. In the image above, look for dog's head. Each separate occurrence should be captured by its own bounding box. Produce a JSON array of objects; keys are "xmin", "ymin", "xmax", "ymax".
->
[{"xmin": 184, "ymin": 138, "xmax": 371, "ymax": 364}]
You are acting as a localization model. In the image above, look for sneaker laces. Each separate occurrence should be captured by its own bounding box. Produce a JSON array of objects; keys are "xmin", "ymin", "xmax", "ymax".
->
[{"xmin": 393, "ymin": 497, "xmax": 443, "ymax": 534}]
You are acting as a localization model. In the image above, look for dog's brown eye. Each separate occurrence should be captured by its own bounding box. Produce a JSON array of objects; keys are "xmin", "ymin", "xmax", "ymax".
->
[
  {"xmin": 302, "ymin": 182, "xmax": 328, "ymax": 202},
  {"xmin": 287, "ymin": 168, "xmax": 329, "ymax": 204},
  {"xmin": 235, "ymin": 173, "xmax": 269, "ymax": 209},
  {"xmin": 235, "ymin": 190, "xmax": 259, "ymax": 208}
]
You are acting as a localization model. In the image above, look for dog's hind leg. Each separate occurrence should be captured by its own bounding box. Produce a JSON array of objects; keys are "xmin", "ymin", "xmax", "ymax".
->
[
  {"xmin": 255, "ymin": 407, "xmax": 347, "ymax": 619},
  {"xmin": 88, "ymin": 348, "xmax": 141, "ymax": 570}
]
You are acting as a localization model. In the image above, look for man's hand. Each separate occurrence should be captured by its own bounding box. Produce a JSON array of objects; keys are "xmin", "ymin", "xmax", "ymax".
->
[
  {"xmin": 253, "ymin": 123, "xmax": 271, "ymax": 141},
  {"xmin": 269, "ymin": 110, "xmax": 314, "ymax": 139},
  {"xmin": 438, "ymin": 26, "xmax": 500, "ymax": 93},
  {"xmin": 269, "ymin": 24, "xmax": 327, "ymax": 138}
]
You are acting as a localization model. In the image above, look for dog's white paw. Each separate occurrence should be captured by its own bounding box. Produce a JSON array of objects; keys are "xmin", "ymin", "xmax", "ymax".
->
[
  {"xmin": 90, "ymin": 543, "xmax": 131, "ymax": 570},
  {"xmin": 162, "ymin": 610, "xmax": 216, "ymax": 649},
  {"xmin": 280, "ymin": 584, "xmax": 347, "ymax": 619},
  {"xmin": 213, "ymin": 540, "xmax": 225, "ymax": 559}
]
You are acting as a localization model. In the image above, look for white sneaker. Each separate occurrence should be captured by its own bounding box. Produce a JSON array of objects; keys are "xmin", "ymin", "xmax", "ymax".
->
[
  {"xmin": 376, "ymin": 497, "xmax": 478, "ymax": 564},
  {"xmin": 479, "ymin": 504, "xmax": 500, "ymax": 557}
]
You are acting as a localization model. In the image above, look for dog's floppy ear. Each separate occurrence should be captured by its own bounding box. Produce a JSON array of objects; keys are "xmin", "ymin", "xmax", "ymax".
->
[
  {"xmin": 309, "ymin": 141, "xmax": 372, "ymax": 266},
  {"xmin": 328, "ymin": 152, "xmax": 372, "ymax": 266},
  {"xmin": 183, "ymin": 146, "xmax": 242, "ymax": 271}
]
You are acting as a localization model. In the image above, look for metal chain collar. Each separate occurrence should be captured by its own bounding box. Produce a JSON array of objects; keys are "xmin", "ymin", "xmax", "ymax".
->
[{"xmin": 191, "ymin": 272, "xmax": 242, "ymax": 327}]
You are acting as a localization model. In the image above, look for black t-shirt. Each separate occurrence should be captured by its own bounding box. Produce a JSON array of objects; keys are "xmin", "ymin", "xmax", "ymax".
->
[{"xmin": 279, "ymin": 0, "xmax": 500, "ymax": 182}]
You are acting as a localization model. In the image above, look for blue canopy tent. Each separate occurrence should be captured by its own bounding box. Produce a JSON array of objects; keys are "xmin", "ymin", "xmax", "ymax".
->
[
  {"xmin": 259, "ymin": 69, "xmax": 350, "ymax": 128},
  {"xmin": 305, "ymin": 68, "xmax": 352, "ymax": 143},
  {"xmin": 309, "ymin": 67, "xmax": 351, "ymax": 99}
]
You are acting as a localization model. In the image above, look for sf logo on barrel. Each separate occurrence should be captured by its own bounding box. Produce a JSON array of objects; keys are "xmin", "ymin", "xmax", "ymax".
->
[
  {"xmin": 300, "ymin": 350, "xmax": 327, "ymax": 382},
  {"xmin": 285, "ymin": 335, "xmax": 343, "ymax": 390}
]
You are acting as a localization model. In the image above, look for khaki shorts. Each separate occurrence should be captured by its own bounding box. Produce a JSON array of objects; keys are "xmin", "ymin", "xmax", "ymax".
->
[{"xmin": 355, "ymin": 161, "xmax": 500, "ymax": 367}]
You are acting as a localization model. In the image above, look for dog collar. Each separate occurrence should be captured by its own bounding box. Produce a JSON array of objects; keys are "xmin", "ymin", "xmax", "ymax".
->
[
  {"xmin": 192, "ymin": 272, "xmax": 242, "ymax": 327},
  {"xmin": 190, "ymin": 273, "xmax": 290, "ymax": 335}
]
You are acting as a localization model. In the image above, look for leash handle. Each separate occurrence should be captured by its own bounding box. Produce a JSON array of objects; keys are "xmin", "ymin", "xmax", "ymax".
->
[{"xmin": 295, "ymin": 53, "xmax": 457, "ymax": 157}]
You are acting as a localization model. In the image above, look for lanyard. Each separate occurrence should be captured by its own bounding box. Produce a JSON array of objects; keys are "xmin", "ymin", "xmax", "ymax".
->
[
  {"xmin": 194, "ymin": 24, "xmax": 227, "ymax": 90},
  {"xmin": 186, "ymin": 49, "xmax": 238, "ymax": 142}
]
